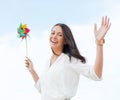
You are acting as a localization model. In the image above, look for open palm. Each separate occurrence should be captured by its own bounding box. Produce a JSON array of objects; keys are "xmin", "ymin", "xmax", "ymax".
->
[{"xmin": 94, "ymin": 16, "xmax": 111, "ymax": 40}]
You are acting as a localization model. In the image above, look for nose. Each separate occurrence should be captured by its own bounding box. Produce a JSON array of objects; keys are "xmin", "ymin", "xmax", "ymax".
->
[{"xmin": 52, "ymin": 33, "xmax": 57, "ymax": 39}]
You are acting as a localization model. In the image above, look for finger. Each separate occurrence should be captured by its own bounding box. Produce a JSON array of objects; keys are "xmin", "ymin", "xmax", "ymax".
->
[
  {"xmin": 25, "ymin": 61, "xmax": 28, "ymax": 65},
  {"xmin": 25, "ymin": 57, "xmax": 28, "ymax": 62},
  {"xmin": 25, "ymin": 61, "xmax": 29, "ymax": 65},
  {"xmin": 25, "ymin": 57, "xmax": 30, "ymax": 67},
  {"xmin": 26, "ymin": 64, "xmax": 29, "ymax": 67},
  {"xmin": 25, "ymin": 57, "xmax": 31, "ymax": 62},
  {"xmin": 106, "ymin": 17, "xmax": 110, "ymax": 28},
  {"xmin": 101, "ymin": 16, "xmax": 104, "ymax": 25},
  {"xmin": 25, "ymin": 61, "xmax": 29, "ymax": 64},
  {"xmin": 25, "ymin": 59, "xmax": 30, "ymax": 64},
  {"xmin": 106, "ymin": 22, "xmax": 111, "ymax": 33},
  {"xmin": 26, "ymin": 56, "xmax": 28, "ymax": 59},
  {"xmin": 105, "ymin": 16, "xmax": 107, "ymax": 25},
  {"xmin": 94, "ymin": 23, "xmax": 97, "ymax": 34},
  {"xmin": 103, "ymin": 22, "xmax": 111, "ymax": 37},
  {"xmin": 25, "ymin": 62, "xmax": 29, "ymax": 67},
  {"xmin": 26, "ymin": 57, "xmax": 31, "ymax": 62},
  {"xmin": 108, "ymin": 22, "xmax": 111, "ymax": 29},
  {"xmin": 25, "ymin": 59, "xmax": 29, "ymax": 64}
]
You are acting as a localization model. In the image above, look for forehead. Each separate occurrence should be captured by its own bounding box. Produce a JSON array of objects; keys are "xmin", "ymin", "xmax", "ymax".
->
[{"xmin": 52, "ymin": 25, "xmax": 62, "ymax": 32}]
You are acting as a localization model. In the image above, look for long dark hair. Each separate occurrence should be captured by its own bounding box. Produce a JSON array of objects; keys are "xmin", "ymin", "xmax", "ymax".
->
[{"xmin": 53, "ymin": 23, "xmax": 86, "ymax": 63}]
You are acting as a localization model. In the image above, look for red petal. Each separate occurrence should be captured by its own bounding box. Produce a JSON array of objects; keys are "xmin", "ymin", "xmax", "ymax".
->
[
  {"xmin": 25, "ymin": 28, "xmax": 30, "ymax": 33},
  {"xmin": 22, "ymin": 36, "xmax": 25, "ymax": 39}
]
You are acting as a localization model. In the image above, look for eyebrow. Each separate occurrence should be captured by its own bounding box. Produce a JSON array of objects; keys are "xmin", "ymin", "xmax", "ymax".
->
[{"xmin": 51, "ymin": 30, "xmax": 63, "ymax": 34}]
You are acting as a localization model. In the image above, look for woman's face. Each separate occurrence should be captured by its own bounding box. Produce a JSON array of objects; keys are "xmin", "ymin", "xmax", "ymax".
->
[{"xmin": 49, "ymin": 25, "xmax": 65, "ymax": 51}]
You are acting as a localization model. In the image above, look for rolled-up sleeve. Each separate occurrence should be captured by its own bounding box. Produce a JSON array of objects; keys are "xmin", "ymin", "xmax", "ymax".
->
[
  {"xmin": 70, "ymin": 58, "xmax": 102, "ymax": 81},
  {"xmin": 88, "ymin": 66, "xmax": 102, "ymax": 81},
  {"xmin": 34, "ymin": 79, "xmax": 41, "ymax": 93},
  {"xmin": 71, "ymin": 64, "xmax": 102, "ymax": 81}
]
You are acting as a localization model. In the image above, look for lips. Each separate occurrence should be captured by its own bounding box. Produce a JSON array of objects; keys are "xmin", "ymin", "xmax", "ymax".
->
[{"xmin": 50, "ymin": 40, "xmax": 58, "ymax": 45}]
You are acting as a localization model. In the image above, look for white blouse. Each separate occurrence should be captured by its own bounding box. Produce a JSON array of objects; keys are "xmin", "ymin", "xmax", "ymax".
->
[{"xmin": 34, "ymin": 53, "xmax": 101, "ymax": 100}]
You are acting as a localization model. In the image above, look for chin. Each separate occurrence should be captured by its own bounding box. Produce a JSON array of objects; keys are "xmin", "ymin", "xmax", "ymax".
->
[{"xmin": 51, "ymin": 46, "xmax": 57, "ymax": 50}]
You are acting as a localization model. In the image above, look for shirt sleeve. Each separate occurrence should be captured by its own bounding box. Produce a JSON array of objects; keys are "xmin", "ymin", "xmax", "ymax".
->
[
  {"xmin": 70, "ymin": 58, "xmax": 102, "ymax": 81},
  {"xmin": 88, "ymin": 65, "xmax": 102, "ymax": 81},
  {"xmin": 34, "ymin": 78, "xmax": 41, "ymax": 93}
]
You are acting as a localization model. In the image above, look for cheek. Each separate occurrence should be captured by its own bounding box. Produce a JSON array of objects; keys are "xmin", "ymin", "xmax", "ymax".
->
[
  {"xmin": 49, "ymin": 35, "xmax": 52, "ymax": 41},
  {"xmin": 59, "ymin": 38, "xmax": 64, "ymax": 45}
]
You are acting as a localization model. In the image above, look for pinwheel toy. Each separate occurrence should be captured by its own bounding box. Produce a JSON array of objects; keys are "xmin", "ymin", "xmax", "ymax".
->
[{"xmin": 17, "ymin": 23, "xmax": 30, "ymax": 57}]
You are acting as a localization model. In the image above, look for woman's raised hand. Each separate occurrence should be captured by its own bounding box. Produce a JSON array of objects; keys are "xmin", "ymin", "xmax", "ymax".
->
[{"xmin": 94, "ymin": 16, "xmax": 111, "ymax": 40}]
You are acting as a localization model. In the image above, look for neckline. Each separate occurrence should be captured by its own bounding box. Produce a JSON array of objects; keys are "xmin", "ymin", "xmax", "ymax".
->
[{"xmin": 49, "ymin": 53, "xmax": 64, "ymax": 68}]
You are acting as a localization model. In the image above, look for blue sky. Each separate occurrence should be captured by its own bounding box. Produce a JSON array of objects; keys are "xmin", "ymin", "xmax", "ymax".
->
[
  {"xmin": 0, "ymin": 0, "xmax": 120, "ymax": 100},
  {"xmin": 0, "ymin": 0, "xmax": 113, "ymax": 34}
]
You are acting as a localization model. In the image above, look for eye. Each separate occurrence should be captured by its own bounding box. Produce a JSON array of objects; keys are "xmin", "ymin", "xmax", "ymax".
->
[
  {"xmin": 58, "ymin": 34, "xmax": 62, "ymax": 36},
  {"xmin": 51, "ymin": 32, "xmax": 55, "ymax": 35},
  {"xmin": 58, "ymin": 33, "xmax": 63, "ymax": 37}
]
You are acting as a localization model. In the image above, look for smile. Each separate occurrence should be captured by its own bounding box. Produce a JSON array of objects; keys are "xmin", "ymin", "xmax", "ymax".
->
[{"xmin": 51, "ymin": 40, "xmax": 58, "ymax": 45}]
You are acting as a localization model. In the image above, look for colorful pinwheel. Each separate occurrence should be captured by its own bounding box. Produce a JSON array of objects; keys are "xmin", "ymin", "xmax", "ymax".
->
[
  {"xmin": 17, "ymin": 23, "xmax": 30, "ymax": 57},
  {"xmin": 17, "ymin": 23, "xmax": 30, "ymax": 39}
]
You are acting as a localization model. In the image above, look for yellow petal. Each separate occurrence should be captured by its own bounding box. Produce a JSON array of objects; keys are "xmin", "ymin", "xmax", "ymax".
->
[{"xmin": 22, "ymin": 24, "xmax": 27, "ymax": 28}]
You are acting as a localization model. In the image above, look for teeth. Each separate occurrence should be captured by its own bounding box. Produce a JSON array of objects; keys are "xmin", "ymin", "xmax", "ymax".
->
[
  {"xmin": 52, "ymin": 42, "xmax": 56, "ymax": 44},
  {"xmin": 51, "ymin": 40, "xmax": 57, "ymax": 43},
  {"xmin": 53, "ymin": 42, "xmax": 56, "ymax": 43},
  {"xmin": 51, "ymin": 41, "xmax": 57, "ymax": 46}
]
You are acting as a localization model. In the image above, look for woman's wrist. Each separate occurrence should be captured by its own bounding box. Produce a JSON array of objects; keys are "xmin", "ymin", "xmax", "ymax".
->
[
  {"xmin": 28, "ymin": 68, "xmax": 35, "ymax": 73},
  {"xmin": 96, "ymin": 39, "xmax": 105, "ymax": 46}
]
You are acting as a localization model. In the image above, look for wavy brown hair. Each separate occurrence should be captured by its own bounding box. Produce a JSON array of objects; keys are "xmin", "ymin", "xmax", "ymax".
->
[{"xmin": 53, "ymin": 23, "xmax": 86, "ymax": 63}]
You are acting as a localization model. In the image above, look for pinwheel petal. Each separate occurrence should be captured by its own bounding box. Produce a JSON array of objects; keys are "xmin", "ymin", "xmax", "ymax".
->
[
  {"xmin": 22, "ymin": 24, "xmax": 27, "ymax": 29},
  {"xmin": 25, "ymin": 28, "xmax": 30, "ymax": 33}
]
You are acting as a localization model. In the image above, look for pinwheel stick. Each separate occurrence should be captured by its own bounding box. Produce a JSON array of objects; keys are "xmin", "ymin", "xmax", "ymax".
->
[
  {"xmin": 17, "ymin": 23, "xmax": 30, "ymax": 57},
  {"xmin": 26, "ymin": 38, "xmax": 28, "ymax": 57}
]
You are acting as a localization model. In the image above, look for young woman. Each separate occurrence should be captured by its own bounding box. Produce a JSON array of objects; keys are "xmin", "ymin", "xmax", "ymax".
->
[{"xmin": 26, "ymin": 16, "xmax": 111, "ymax": 100}]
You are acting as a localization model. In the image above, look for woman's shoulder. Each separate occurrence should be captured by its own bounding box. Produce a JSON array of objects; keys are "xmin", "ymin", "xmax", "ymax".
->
[{"xmin": 62, "ymin": 53, "xmax": 82, "ymax": 64}]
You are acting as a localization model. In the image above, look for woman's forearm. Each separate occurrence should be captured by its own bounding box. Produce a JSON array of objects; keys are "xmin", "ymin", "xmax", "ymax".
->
[
  {"xmin": 94, "ymin": 45, "xmax": 103, "ymax": 78},
  {"xmin": 29, "ymin": 69, "xmax": 39, "ymax": 83},
  {"xmin": 26, "ymin": 57, "xmax": 39, "ymax": 83}
]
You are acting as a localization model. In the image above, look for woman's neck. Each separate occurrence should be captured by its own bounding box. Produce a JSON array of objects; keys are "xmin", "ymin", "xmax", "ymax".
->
[{"xmin": 52, "ymin": 48, "xmax": 62, "ymax": 56}]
